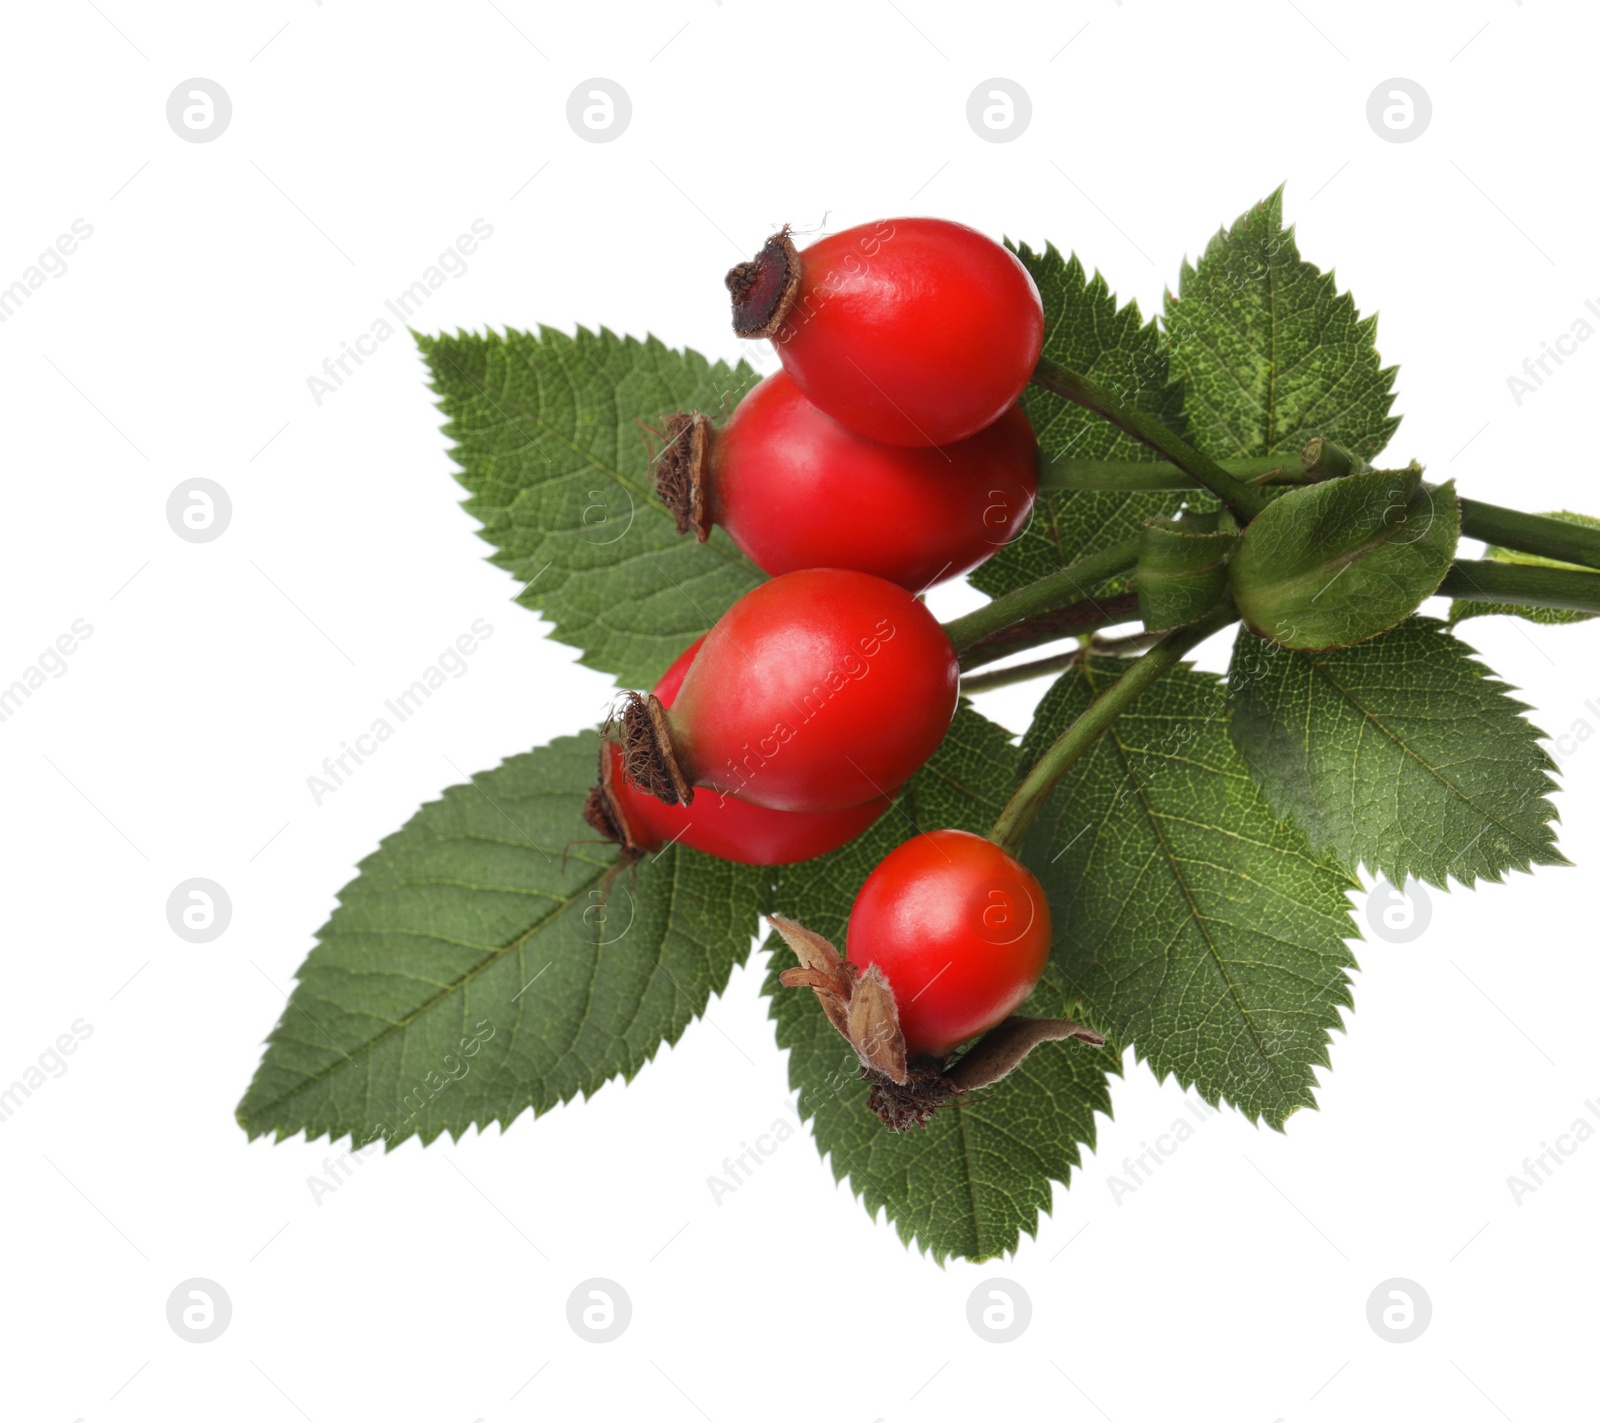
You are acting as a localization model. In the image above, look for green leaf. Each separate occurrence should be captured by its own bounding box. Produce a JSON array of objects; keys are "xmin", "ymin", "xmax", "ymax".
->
[
  {"xmin": 1227, "ymin": 617, "xmax": 1566, "ymax": 889},
  {"xmin": 418, "ymin": 327, "xmax": 764, "ymax": 689},
  {"xmin": 1164, "ymin": 187, "xmax": 1401, "ymax": 463},
  {"xmin": 1135, "ymin": 522, "xmax": 1237, "ymax": 632},
  {"xmin": 237, "ymin": 732, "xmax": 764, "ymax": 1148},
  {"xmin": 1019, "ymin": 657, "xmax": 1359, "ymax": 1128},
  {"xmin": 1450, "ymin": 510, "xmax": 1600, "ymax": 627},
  {"xmin": 972, "ymin": 244, "xmax": 1194, "ymax": 600},
  {"xmin": 1230, "ymin": 468, "xmax": 1460, "ymax": 650},
  {"xmin": 763, "ymin": 704, "xmax": 1118, "ymax": 1262}
]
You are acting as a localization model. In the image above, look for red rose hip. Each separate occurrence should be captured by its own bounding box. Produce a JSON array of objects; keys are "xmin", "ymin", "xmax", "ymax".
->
[
  {"xmin": 846, "ymin": 829, "xmax": 1052, "ymax": 1057},
  {"xmin": 655, "ymin": 372, "xmax": 1037, "ymax": 591},
  {"xmin": 620, "ymin": 569, "xmax": 959, "ymax": 813},
  {"xmin": 725, "ymin": 217, "xmax": 1045, "ymax": 447},
  {"xmin": 586, "ymin": 638, "xmax": 890, "ymax": 865}
]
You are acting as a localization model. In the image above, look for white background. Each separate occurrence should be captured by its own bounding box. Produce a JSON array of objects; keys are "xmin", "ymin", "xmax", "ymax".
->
[{"xmin": 3, "ymin": 1, "xmax": 1597, "ymax": 1419}]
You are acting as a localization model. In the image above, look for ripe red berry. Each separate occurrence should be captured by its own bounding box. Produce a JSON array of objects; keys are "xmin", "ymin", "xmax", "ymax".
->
[
  {"xmin": 586, "ymin": 638, "xmax": 890, "ymax": 865},
  {"xmin": 655, "ymin": 372, "xmax": 1037, "ymax": 591},
  {"xmin": 846, "ymin": 829, "xmax": 1052, "ymax": 1058},
  {"xmin": 726, "ymin": 217, "xmax": 1045, "ymax": 447},
  {"xmin": 621, "ymin": 569, "xmax": 959, "ymax": 813}
]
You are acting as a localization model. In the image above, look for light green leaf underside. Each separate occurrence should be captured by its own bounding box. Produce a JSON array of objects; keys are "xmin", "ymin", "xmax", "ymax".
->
[
  {"xmin": 1136, "ymin": 524, "xmax": 1237, "ymax": 633},
  {"xmin": 1164, "ymin": 187, "xmax": 1401, "ymax": 463},
  {"xmin": 1229, "ymin": 469, "xmax": 1459, "ymax": 651},
  {"xmin": 237, "ymin": 732, "xmax": 763, "ymax": 1148},
  {"xmin": 1019, "ymin": 657, "xmax": 1359, "ymax": 1128},
  {"xmin": 418, "ymin": 326, "xmax": 764, "ymax": 689},
  {"xmin": 1227, "ymin": 617, "xmax": 1567, "ymax": 889},
  {"xmin": 763, "ymin": 704, "xmax": 1119, "ymax": 1263}
]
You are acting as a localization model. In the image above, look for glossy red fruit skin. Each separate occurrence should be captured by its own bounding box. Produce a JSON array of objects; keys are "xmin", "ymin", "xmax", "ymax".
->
[
  {"xmin": 775, "ymin": 218, "xmax": 1044, "ymax": 447},
  {"xmin": 846, "ymin": 829, "xmax": 1052, "ymax": 1058},
  {"xmin": 601, "ymin": 639, "xmax": 890, "ymax": 865},
  {"xmin": 712, "ymin": 372, "xmax": 1037, "ymax": 590},
  {"xmin": 665, "ymin": 569, "xmax": 959, "ymax": 813}
]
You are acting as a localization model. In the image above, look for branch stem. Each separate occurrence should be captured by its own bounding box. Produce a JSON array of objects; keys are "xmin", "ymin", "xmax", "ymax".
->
[
  {"xmin": 1456, "ymin": 499, "xmax": 1600, "ymax": 572},
  {"xmin": 988, "ymin": 606, "xmax": 1240, "ymax": 857},
  {"xmin": 1439, "ymin": 559, "xmax": 1600, "ymax": 613},
  {"xmin": 960, "ymin": 631, "xmax": 1162, "ymax": 696},
  {"xmin": 942, "ymin": 538, "xmax": 1141, "ymax": 658},
  {"xmin": 1039, "ymin": 453, "xmax": 1297, "ymax": 493},
  {"xmin": 957, "ymin": 595, "xmax": 1142, "ymax": 671},
  {"xmin": 1029, "ymin": 356, "xmax": 1270, "ymax": 519},
  {"xmin": 1037, "ymin": 449, "xmax": 1600, "ymax": 574}
]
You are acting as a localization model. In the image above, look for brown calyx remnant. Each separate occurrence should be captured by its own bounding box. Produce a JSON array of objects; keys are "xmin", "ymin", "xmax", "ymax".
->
[
  {"xmin": 867, "ymin": 1063, "xmax": 960, "ymax": 1132},
  {"xmin": 581, "ymin": 742, "xmax": 646, "ymax": 864},
  {"xmin": 653, "ymin": 412, "xmax": 714, "ymax": 541},
  {"xmin": 942, "ymin": 1016, "xmax": 1108, "ymax": 1090},
  {"xmin": 618, "ymin": 691, "xmax": 693, "ymax": 807},
  {"xmin": 725, "ymin": 227, "xmax": 801, "ymax": 339},
  {"xmin": 769, "ymin": 914, "xmax": 1107, "ymax": 1132},
  {"xmin": 582, "ymin": 782, "xmax": 626, "ymax": 847}
]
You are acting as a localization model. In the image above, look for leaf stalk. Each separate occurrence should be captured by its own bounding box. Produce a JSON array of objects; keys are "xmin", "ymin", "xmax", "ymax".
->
[
  {"xmin": 987, "ymin": 605, "xmax": 1241, "ymax": 857},
  {"xmin": 1028, "ymin": 356, "xmax": 1270, "ymax": 520},
  {"xmin": 943, "ymin": 537, "xmax": 1142, "ymax": 661}
]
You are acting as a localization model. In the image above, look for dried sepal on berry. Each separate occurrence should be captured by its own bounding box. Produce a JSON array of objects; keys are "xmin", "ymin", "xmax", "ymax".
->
[
  {"xmin": 725, "ymin": 227, "xmax": 800, "ymax": 340},
  {"xmin": 615, "ymin": 691, "xmax": 693, "ymax": 807},
  {"xmin": 772, "ymin": 912, "xmax": 853, "ymax": 1035},
  {"xmin": 771, "ymin": 913, "xmax": 904, "ymax": 1080},
  {"xmin": 770, "ymin": 914, "xmax": 1107, "ymax": 1131},
  {"xmin": 582, "ymin": 740, "xmax": 645, "ymax": 864},
  {"xmin": 944, "ymin": 1015, "xmax": 1106, "ymax": 1093},
  {"xmin": 652, "ymin": 411, "xmax": 713, "ymax": 542},
  {"xmin": 844, "ymin": 965, "xmax": 909, "ymax": 1085}
]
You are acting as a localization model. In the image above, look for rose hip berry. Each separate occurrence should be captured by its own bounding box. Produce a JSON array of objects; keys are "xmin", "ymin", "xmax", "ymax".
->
[
  {"xmin": 586, "ymin": 638, "xmax": 890, "ymax": 865},
  {"xmin": 655, "ymin": 371, "xmax": 1037, "ymax": 591},
  {"xmin": 620, "ymin": 569, "xmax": 959, "ymax": 814},
  {"xmin": 725, "ymin": 217, "xmax": 1045, "ymax": 447},
  {"xmin": 846, "ymin": 829, "xmax": 1051, "ymax": 1058}
]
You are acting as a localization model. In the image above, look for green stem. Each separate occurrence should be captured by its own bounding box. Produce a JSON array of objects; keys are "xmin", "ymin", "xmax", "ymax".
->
[
  {"xmin": 1040, "ymin": 449, "xmax": 1368, "ymax": 493},
  {"xmin": 1040, "ymin": 453, "xmax": 1295, "ymax": 493},
  {"xmin": 1039, "ymin": 450, "xmax": 1600, "ymax": 574},
  {"xmin": 957, "ymin": 594, "xmax": 1142, "ymax": 671},
  {"xmin": 962, "ymin": 648, "xmax": 1085, "ymax": 695},
  {"xmin": 960, "ymin": 631, "xmax": 1162, "ymax": 696},
  {"xmin": 1439, "ymin": 560, "xmax": 1600, "ymax": 613},
  {"xmin": 942, "ymin": 537, "xmax": 1141, "ymax": 655},
  {"xmin": 1300, "ymin": 436, "xmax": 1363, "ymax": 481},
  {"xmin": 1457, "ymin": 499, "xmax": 1600, "ymax": 572},
  {"xmin": 988, "ymin": 606, "xmax": 1240, "ymax": 857},
  {"xmin": 1029, "ymin": 356, "xmax": 1270, "ymax": 520}
]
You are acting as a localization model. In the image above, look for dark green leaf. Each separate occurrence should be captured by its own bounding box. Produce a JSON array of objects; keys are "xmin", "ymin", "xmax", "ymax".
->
[
  {"xmin": 1019, "ymin": 658, "xmax": 1359, "ymax": 1128},
  {"xmin": 1164, "ymin": 187, "xmax": 1401, "ymax": 462},
  {"xmin": 418, "ymin": 327, "xmax": 764, "ymax": 689},
  {"xmin": 1450, "ymin": 510, "xmax": 1600, "ymax": 627},
  {"xmin": 972, "ymin": 244, "xmax": 1193, "ymax": 599},
  {"xmin": 237, "ymin": 733, "xmax": 764, "ymax": 1148},
  {"xmin": 1230, "ymin": 468, "xmax": 1459, "ymax": 650},
  {"xmin": 1228, "ymin": 617, "xmax": 1567, "ymax": 888},
  {"xmin": 763, "ymin": 704, "xmax": 1118, "ymax": 1262}
]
